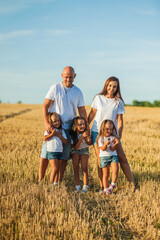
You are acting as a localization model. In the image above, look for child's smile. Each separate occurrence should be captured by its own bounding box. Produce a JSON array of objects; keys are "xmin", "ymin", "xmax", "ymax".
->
[{"xmin": 77, "ymin": 119, "xmax": 86, "ymax": 133}]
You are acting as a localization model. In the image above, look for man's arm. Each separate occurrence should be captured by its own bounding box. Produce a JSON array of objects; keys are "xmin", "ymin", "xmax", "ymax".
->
[
  {"xmin": 78, "ymin": 106, "xmax": 88, "ymax": 121},
  {"xmin": 117, "ymin": 114, "xmax": 123, "ymax": 139},
  {"xmin": 42, "ymin": 98, "xmax": 54, "ymax": 132}
]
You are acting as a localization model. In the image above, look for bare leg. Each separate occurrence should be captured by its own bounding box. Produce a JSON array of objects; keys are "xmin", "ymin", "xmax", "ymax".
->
[
  {"xmin": 72, "ymin": 154, "xmax": 80, "ymax": 186},
  {"xmin": 59, "ymin": 160, "xmax": 68, "ymax": 182},
  {"xmin": 38, "ymin": 157, "xmax": 48, "ymax": 182},
  {"xmin": 81, "ymin": 154, "xmax": 88, "ymax": 185},
  {"xmin": 110, "ymin": 162, "xmax": 119, "ymax": 183},
  {"xmin": 94, "ymin": 145, "xmax": 103, "ymax": 188},
  {"xmin": 49, "ymin": 159, "xmax": 59, "ymax": 184},
  {"xmin": 102, "ymin": 166, "xmax": 110, "ymax": 189},
  {"xmin": 117, "ymin": 144, "xmax": 135, "ymax": 185}
]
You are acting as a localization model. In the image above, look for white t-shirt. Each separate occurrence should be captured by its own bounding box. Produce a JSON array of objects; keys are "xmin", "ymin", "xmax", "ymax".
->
[
  {"xmin": 91, "ymin": 95, "xmax": 125, "ymax": 132},
  {"xmin": 44, "ymin": 129, "xmax": 67, "ymax": 152},
  {"xmin": 71, "ymin": 134, "xmax": 89, "ymax": 150},
  {"xmin": 45, "ymin": 82, "xmax": 85, "ymax": 129},
  {"xmin": 98, "ymin": 136, "xmax": 117, "ymax": 157}
]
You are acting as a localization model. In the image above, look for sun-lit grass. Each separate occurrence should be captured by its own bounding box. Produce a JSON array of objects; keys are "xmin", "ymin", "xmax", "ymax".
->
[{"xmin": 0, "ymin": 104, "xmax": 160, "ymax": 239}]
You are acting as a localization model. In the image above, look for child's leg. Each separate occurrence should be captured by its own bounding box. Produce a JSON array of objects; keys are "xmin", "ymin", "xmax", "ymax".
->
[
  {"xmin": 72, "ymin": 153, "xmax": 80, "ymax": 186},
  {"xmin": 81, "ymin": 154, "xmax": 88, "ymax": 186},
  {"xmin": 102, "ymin": 166, "xmax": 110, "ymax": 189},
  {"xmin": 110, "ymin": 162, "xmax": 119, "ymax": 183},
  {"xmin": 49, "ymin": 159, "xmax": 59, "ymax": 184},
  {"xmin": 39, "ymin": 157, "xmax": 48, "ymax": 182},
  {"xmin": 59, "ymin": 160, "xmax": 68, "ymax": 182},
  {"xmin": 94, "ymin": 145, "xmax": 103, "ymax": 188}
]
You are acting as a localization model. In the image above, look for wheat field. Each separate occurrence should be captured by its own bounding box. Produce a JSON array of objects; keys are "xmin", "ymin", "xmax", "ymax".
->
[{"xmin": 0, "ymin": 104, "xmax": 160, "ymax": 240}]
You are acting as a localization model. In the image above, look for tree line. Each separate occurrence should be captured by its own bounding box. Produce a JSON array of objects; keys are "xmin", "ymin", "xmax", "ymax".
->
[{"xmin": 132, "ymin": 100, "xmax": 160, "ymax": 107}]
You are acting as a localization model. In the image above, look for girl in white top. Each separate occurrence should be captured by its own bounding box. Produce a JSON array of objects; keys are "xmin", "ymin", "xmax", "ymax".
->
[
  {"xmin": 88, "ymin": 76, "xmax": 136, "ymax": 192},
  {"xmin": 44, "ymin": 112, "xmax": 67, "ymax": 185},
  {"xmin": 70, "ymin": 116, "xmax": 92, "ymax": 193},
  {"xmin": 97, "ymin": 120, "xmax": 119, "ymax": 195}
]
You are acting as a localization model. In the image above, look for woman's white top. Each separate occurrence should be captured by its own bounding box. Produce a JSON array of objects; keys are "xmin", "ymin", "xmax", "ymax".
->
[
  {"xmin": 98, "ymin": 136, "xmax": 117, "ymax": 157},
  {"xmin": 44, "ymin": 129, "xmax": 67, "ymax": 152},
  {"xmin": 71, "ymin": 134, "xmax": 89, "ymax": 150},
  {"xmin": 91, "ymin": 95, "xmax": 125, "ymax": 132}
]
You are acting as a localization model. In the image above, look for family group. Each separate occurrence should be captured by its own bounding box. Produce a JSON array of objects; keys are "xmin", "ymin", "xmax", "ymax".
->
[{"xmin": 38, "ymin": 66, "xmax": 136, "ymax": 195}]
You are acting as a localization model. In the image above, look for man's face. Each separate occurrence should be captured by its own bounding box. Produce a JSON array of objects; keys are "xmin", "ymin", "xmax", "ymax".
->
[{"xmin": 61, "ymin": 69, "xmax": 76, "ymax": 88}]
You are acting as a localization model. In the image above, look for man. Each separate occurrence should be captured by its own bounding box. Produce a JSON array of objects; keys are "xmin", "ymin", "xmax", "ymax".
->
[{"xmin": 39, "ymin": 66, "xmax": 88, "ymax": 182}]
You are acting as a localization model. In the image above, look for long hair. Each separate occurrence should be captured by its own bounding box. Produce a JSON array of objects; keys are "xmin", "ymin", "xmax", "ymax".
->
[
  {"xmin": 47, "ymin": 112, "xmax": 62, "ymax": 129},
  {"xmin": 98, "ymin": 76, "xmax": 124, "ymax": 102},
  {"xmin": 96, "ymin": 119, "xmax": 117, "ymax": 146},
  {"xmin": 69, "ymin": 116, "xmax": 87, "ymax": 146}
]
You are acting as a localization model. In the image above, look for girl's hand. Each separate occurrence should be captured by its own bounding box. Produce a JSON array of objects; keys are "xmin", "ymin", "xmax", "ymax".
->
[
  {"xmin": 105, "ymin": 140, "xmax": 110, "ymax": 146},
  {"xmin": 112, "ymin": 137, "xmax": 120, "ymax": 145},
  {"xmin": 82, "ymin": 130, "xmax": 90, "ymax": 138}
]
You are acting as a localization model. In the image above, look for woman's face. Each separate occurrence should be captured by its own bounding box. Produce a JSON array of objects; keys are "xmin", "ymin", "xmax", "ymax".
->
[
  {"xmin": 51, "ymin": 115, "xmax": 60, "ymax": 128},
  {"xmin": 106, "ymin": 81, "xmax": 118, "ymax": 98},
  {"xmin": 77, "ymin": 119, "xmax": 86, "ymax": 133}
]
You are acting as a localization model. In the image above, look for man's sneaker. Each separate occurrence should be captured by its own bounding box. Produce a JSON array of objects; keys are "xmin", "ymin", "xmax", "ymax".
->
[
  {"xmin": 106, "ymin": 183, "xmax": 116, "ymax": 194},
  {"xmin": 81, "ymin": 185, "xmax": 89, "ymax": 193},
  {"xmin": 75, "ymin": 185, "xmax": 81, "ymax": 192}
]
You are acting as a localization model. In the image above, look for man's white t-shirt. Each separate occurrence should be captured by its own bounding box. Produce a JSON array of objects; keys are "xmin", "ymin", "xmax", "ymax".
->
[
  {"xmin": 71, "ymin": 134, "xmax": 89, "ymax": 150},
  {"xmin": 44, "ymin": 129, "xmax": 67, "ymax": 152},
  {"xmin": 45, "ymin": 82, "xmax": 85, "ymax": 129},
  {"xmin": 98, "ymin": 136, "xmax": 117, "ymax": 157},
  {"xmin": 91, "ymin": 95, "xmax": 125, "ymax": 132}
]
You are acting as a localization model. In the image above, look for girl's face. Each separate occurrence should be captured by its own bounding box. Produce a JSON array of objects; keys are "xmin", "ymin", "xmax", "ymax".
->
[
  {"xmin": 77, "ymin": 119, "xmax": 86, "ymax": 133},
  {"xmin": 51, "ymin": 115, "xmax": 60, "ymax": 128},
  {"xmin": 106, "ymin": 81, "xmax": 118, "ymax": 98},
  {"xmin": 104, "ymin": 122, "xmax": 113, "ymax": 137}
]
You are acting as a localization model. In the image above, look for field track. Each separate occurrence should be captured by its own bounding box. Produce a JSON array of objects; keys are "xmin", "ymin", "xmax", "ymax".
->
[{"xmin": 0, "ymin": 104, "xmax": 160, "ymax": 239}]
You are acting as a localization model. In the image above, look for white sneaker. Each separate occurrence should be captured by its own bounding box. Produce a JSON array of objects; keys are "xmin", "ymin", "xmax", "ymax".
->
[
  {"xmin": 75, "ymin": 185, "xmax": 81, "ymax": 192},
  {"xmin": 81, "ymin": 185, "xmax": 89, "ymax": 193}
]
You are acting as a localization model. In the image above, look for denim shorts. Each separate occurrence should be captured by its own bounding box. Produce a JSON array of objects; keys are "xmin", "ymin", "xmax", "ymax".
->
[
  {"xmin": 100, "ymin": 155, "xmax": 118, "ymax": 168},
  {"xmin": 71, "ymin": 147, "xmax": 89, "ymax": 156},
  {"xmin": 91, "ymin": 131, "xmax": 98, "ymax": 145},
  {"xmin": 47, "ymin": 152, "xmax": 63, "ymax": 160},
  {"xmin": 40, "ymin": 129, "xmax": 71, "ymax": 161}
]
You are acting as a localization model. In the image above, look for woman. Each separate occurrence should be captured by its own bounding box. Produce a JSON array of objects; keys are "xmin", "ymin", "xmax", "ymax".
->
[{"xmin": 88, "ymin": 76, "xmax": 136, "ymax": 192}]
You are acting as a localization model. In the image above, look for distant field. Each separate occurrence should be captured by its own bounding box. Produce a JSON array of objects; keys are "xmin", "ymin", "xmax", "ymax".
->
[{"xmin": 0, "ymin": 104, "xmax": 160, "ymax": 239}]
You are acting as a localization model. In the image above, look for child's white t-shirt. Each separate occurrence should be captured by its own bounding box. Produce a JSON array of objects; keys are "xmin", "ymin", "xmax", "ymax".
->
[
  {"xmin": 45, "ymin": 82, "xmax": 85, "ymax": 129},
  {"xmin": 71, "ymin": 134, "xmax": 89, "ymax": 150},
  {"xmin": 91, "ymin": 95, "xmax": 125, "ymax": 132},
  {"xmin": 44, "ymin": 129, "xmax": 67, "ymax": 152},
  {"xmin": 98, "ymin": 136, "xmax": 117, "ymax": 157}
]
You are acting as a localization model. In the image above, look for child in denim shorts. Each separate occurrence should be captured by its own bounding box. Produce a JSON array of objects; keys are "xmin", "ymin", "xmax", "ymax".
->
[
  {"xmin": 96, "ymin": 119, "xmax": 120, "ymax": 195},
  {"xmin": 44, "ymin": 112, "xmax": 67, "ymax": 185},
  {"xmin": 70, "ymin": 116, "xmax": 92, "ymax": 193}
]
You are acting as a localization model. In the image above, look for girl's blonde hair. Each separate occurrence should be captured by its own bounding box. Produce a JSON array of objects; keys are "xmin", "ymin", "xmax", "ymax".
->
[
  {"xmin": 69, "ymin": 116, "xmax": 87, "ymax": 146},
  {"xmin": 47, "ymin": 112, "xmax": 62, "ymax": 129},
  {"xmin": 96, "ymin": 119, "xmax": 117, "ymax": 146}
]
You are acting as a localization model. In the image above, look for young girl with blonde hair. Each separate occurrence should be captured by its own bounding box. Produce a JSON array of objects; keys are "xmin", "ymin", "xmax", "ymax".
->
[
  {"xmin": 97, "ymin": 119, "xmax": 119, "ymax": 194},
  {"xmin": 43, "ymin": 112, "xmax": 67, "ymax": 185}
]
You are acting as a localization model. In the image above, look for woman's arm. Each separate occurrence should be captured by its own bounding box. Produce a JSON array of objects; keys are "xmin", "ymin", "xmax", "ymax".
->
[
  {"xmin": 117, "ymin": 114, "xmax": 123, "ymax": 139},
  {"xmin": 88, "ymin": 108, "xmax": 97, "ymax": 125}
]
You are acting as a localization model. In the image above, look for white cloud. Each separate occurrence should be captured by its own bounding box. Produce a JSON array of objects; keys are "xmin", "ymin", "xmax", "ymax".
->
[
  {"xmin": 0, "ymin": 30, "xmax": 35, "ymax": 41},
  {"xmin": 0, "ymin": 0, "xmax": 56, "ymax": 14},
  {"xmin": 45, "ymin": 29, "xmax": 73, "ymax": 36},
  {"xmin": 137, "ymin": 10, "xmax": 158, "ymax": 15}
]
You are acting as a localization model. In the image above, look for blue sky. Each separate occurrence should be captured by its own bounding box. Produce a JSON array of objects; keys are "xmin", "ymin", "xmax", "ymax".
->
[{"xmin": 0, "ymin": 0, "xmax": 160, "ymax": 105}]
